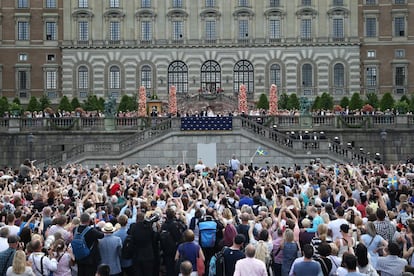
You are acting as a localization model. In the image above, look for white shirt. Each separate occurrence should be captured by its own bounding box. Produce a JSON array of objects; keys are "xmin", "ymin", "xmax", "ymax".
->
[
  {"xmin": 0, "ymin": 237, "xmax": 8, "ymax": 252},
  {"xmin": 4, "ymin": 225, "xmax": 20, "ymax": 236},
  {"xmin": 328, "ymin": 218, "xmax": 348, "ymax": 241}
]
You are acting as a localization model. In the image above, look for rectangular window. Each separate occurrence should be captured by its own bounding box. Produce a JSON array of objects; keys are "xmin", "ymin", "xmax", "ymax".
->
[
  {"xmin": 109, "ymin": 0, "xmax": 120, "ymax": 8},
  {"xmin": 47, "ymin": 54, "xmax": 56, "ymax": 61},
  {"xmin": 141, "ymin": 0, "xmax": 151, "ymax": 8},
  {"xmin": 367, "ymin": 50, "xmax": 376, "ymax": 58},
  {"xmin": 19, "ymin": 53, "xmax": 28, "ymax": 61},
  {"xmin": 366, "ymin": 67, "xmax": 377, "ymax": 87},
  {"xmin": 333, "ymin": 0, "xmax": 343, "ymax": 5},
  {"xmin": 46, "ymin": 71, "xmax": 57, "ymax": 90},
  {"xmin": 395, "ymin": 49, "xmax": 405, "ymax": 58},
  {"xmin": 109, "ymin": 21, "xmax": 120, "ymax": 41},
  {"xmin": 301, "ymin": 19, "xmax": 312, "ymax": 40},
  {"xmin": 205, "ymin": 20, "xmax": 216, "ymax": 40},
  {"xmin": 395, "ymin": 67, "xmax": 405, "ymax": 86},
  {"xmin": 172, "ymin": 21, "xmax": 183, "ymax": 40},
  {"xmin": 269, "ymin": 19, "xmax": 280, "ymax": 40},
  {"xmin": 141, "ymin": 69, "xmax": 152, "ymax": 91},
  {"xmin": 302, "ymin": 0, "xmax": 311, "ymax": 6},
  {"xmin": 17, "ymin": 22, "xmax": 29, "ymax": 40},
  {"xmin": 394, "ymin": 17, "xmax": 405, "ymax": 37},
  {"xmin": 141, "ymin": 21, "xmax": 152, "ymax": 41},
  {"xmin": 394, "ymin": 0, "xmax": 405, "ymax": 4},
  {"xmin": 18, "ymin": 0, "xmax": 29, "ymax": 8},
  {"xmin": 239, "ymin": 20, "xmax": 248, "ymax": 39},
  {"xmin": 365, "ymin": 0, "xmax": 376, "ymax": 4},
  {"xmin": 78, "ymin": 0, "xmax": 88, "ymax": 8},
  {"xmin": 205, "ymin": 0, "xmax": 215, "ymax": 7},
  {"xmin": 78, "ymin": 21, "xmax": 89, "ymax": 41},
  {"xmin": 332, "ymin": 18, "xmax": 344, "ymax": 40},
  {"xmin": 78, "ymin": 70, "xmax": 88, "ymax": 89},
  {"xmin": 45, "ymin": 0, "xmax": 56, "ymax": 8},
  {"xmin": 239, "ymin": 0, "xmax": 248, "ymax": 6},
  {"xmin": 110, "ymin": 71, "xmax": 120, "ymax": 89},
  {"xmin": 365, "ymin": 18, "xmax": 377, "ymax": 37},
  {"xmin": 46, "ymin": 22, "xmax": 57, "ymax": 40},
  {"xmin": 269, "ymin": 0, "xmax": 280, "ymax": 7},
  {"xmin": 18, "ymin": 71, "xmax": 29, "ymax": 90},
  {"xmin": 172, "ymin": 0, "xmax": 182, "ymax": 8}
]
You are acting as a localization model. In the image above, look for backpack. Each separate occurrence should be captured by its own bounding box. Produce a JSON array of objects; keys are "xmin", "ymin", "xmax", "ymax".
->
[
  {"xmin": 71, "ymin": 226, "xmax": 92, "ymax": 261},
  {"xmin": 199, "ymin": 220, "xmax": 217, "ymax": 248},
  {"xmin": 209, "ymin": 247, "xmax": 227, "ymax": 276},
  {"xmin": 254, "ymin": 240, "xmax": 270, "ymax": 267},
  {"xmin": 160, "ymin": 229, "xmax": 177, "ymax": 255},
  {"xmin": 121, "ymin": 234, "xmax": 135, "ymax": 259}
]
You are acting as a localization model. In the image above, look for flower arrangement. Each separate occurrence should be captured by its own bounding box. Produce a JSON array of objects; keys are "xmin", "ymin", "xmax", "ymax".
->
[
  {"xmin": 138, "ymin": 86, "xmax": 147, "ymax": 117},
  {"xmin": 238, "ymin": 84, "xmax": 248, "ymax": 114},
  {"xmin": 333, "ymin": 105, "xmax": 344, "ymax": 112},
  {"xmin": 169, "ymin": 85, "xmax": 177, "ymax": 116},
  {"xmin": 269, "ymin": 84, "xmax": 278, "ymax": 115},
  {"xmin": 362, "ymin": 104, "xmax": 374, "ymax": 113}
]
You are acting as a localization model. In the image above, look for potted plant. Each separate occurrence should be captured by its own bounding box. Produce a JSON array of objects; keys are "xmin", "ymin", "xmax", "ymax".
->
[
  {"xmin": 9, "ymin": 102, "xmax": 22, "ymax": 117},
  {"xmin": 361, "ymin": 104, "xmax": 374, "ymax": 114}
]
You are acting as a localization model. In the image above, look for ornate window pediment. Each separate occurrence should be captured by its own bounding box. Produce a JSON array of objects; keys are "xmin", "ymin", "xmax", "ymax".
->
[
  {"xmin": 72, "ymin": 9, "xmax": 94, "ymax": 18},
  {"xmin": 296, "ymin": 7, "xmax": 318, "ymax": 17},
  {"xmin": 264, "ymin": 7, "xmax": 285, "ymax": 18},
  {"xmin": 327, "ymin": 7, "xmax": 350, "ymax": 17},
  {"xmin": 200, "ymin": 8, "xmax": 221, "ymax": 19},
  {"xmin": 104, "ymin": 9, "xmax": 125, "ymax": 19},
  {"xmin": 233, "ymin": 7, "xmax": 254, "ymax": 18}
]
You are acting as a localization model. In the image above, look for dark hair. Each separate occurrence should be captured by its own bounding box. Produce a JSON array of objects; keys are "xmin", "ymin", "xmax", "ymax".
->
[
  {"xmin": 258, "ymin": 229, "xmax": 269, "ymax": 241},
  {"xmin": 388, "ymin": 242, "xmax": 401, "ymax": 256},
  {"xmin": 96, "ymin": 264, "xmax": 110, "ymax": 276},
  {"xmin": 342, "ymin": 253, "xmax": 358, "ymax": 270},
  {"xmin": 355, "ymin": 243, "xmax": 369, "ymax": 267},
  {"xmin": 318, "ymin": 242, "xmax": 332, "ymax": 257},
  {"xmin": 303, "ymin": 244, "xmax": 314, "ymax": 259},
  {"xmin": 376, "ymin": 208, "xmax": 386, "ymax": 220},
  {"xmin": 336, "ymin": 206, "xmax": 345, "ymax": 217}
]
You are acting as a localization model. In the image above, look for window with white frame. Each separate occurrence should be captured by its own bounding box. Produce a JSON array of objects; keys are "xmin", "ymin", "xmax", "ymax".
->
[
  {"xmin": 395, "ymin": 49, "xmax": 405, "ymax": 58},
  {"xmin": 18, "ymin": 70, "xmax": 29, "ymax": 90},
  {"xmin": 394, "ymin": 16, "xmax": 405, "ymax": 37},
  {"xmin": 269, "ymin": 19, "xmax": 281, "ymax": 40},
  {"xmin": 46, "ymin": 71, "xmax": 57, "ymax": 90},
  {"xmin": 332, "ymin": 18, "xmax": 344, "ymax": 40},
  {"xmin": 238, "ymin": 19, "xmax": 249, "ymax": 39},
  {"xmin": 141, "ymin": 65, "xmax": 152, "ymax": 95},
  {"xmin": 302, "ymin": 64, "xmax": 313, "ymax": 87},
  {"xmin": 366, "ymin": 67, "xmax": 377, "ymax": 87},
  {"xmin": 141, "ymin": 21, "xmax": 152, "ymax": 41},
  {"xmin": 172, "ymin": 20, "xmax": 183, "ymax": 41},
  {"xmin": 365, "ymin": 17, "xmax": 377, "ymax": 37},
  {"xmin": 394, "ymin": 0, "xmax": 405, "ymax": 4},
  {"xmin": 270, "ymin": 0, "xmax": 280, "ymax": 7},
  {"xmin": 46, "ymin": 22, "xmax": 57, "ymax": 40},
  {"xmin": 367, "ymin": 50, "xmax": 376, "ymax": 58},
  {"xmin": 109, "ymin": 66, "xmax": 121, "ymax": 89},
  {"xmin": 109, "ymin": 21, "xmax": 120, "ymax": 41},
  {"xmin": 201, "ymin": 60, "xmax": 221, "ymax": 93},
  {"xmin": 78, "ymin": 0, "xmax": 88, "ymax": 8},
  {"xmin": 333, "ymin": 0, "xmax": 343, "ymax": 5},
  {"xmin": 19, "ymin": 53, "xmax": 28, "ymax": 61},
  {"xmin": 269, "ymin": 64, "xmax": 281, "ymax": 88},
  {"xmin": 18, "ymin": 0, "xmax": 29, "ymax": 8},
  {"xmin": 205, "ymin": 20, "xmax": 216, "ymax": 41},
  {"xmin": 78, "ymin": 66, "xmax": 89, "ymax": 90},
  {"xmin": 301, "ymin": 19, "xmax": 312, "ymax": 40},
  {"xmin": 168, "ymin": 61, "xmax": 188, "ymax": 94},
  {"xmin": 365, "ymin": 0, "xmax": 376, "ymax": 5},
  {"xmin": 109, "ymin": 0, "xmax": 120, "ymax": 8},
  {"xmin": 78, "ymin": 21, "xmax": 89, "ymax": 41},
  {"xmin": 395, "ymin": 66, "xmax": 406, "ymax": 86},
  {"xmin": 333, "ymin": 63, "xmax": 345, "ymax": 87},
  {"xmin": 302, "ymin": 0, "xmax": 311, "ymax": 6},
  {"xmin": 233, "ymin": 60, "xmax": 254, "ymax": 94},
  {"xmin": 238, "ymin": 0, "xmax": 248, "ymax": 7},
  {"xmin": 141, "ymin": 0, "xmax": 151, "ymax": 8},
  {"xmin": 205, "ymin": 0, "xmax": 215, "ymax": 7},
  {"xmin": 17, "ymin": 22, "xmax": 29, "ymax": 40},
  {"xmin": 172, "ymin": 0, "xmax": 182, "ymax": 8},
  {"xmin": 45, "ymin": 0, "xmax": 56, "ymax": 8}
]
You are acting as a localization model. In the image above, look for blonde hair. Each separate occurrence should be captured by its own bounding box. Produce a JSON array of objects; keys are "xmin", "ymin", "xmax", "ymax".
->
[
  {"xmin": 222, "ymin": 208, "xmax": 233, "ymax": 220},
  {"xmin": 12, "ymin": 250, "xmax": 27, "ymax": 274},
  {"xmin": 317, "ymin": 224, "xmax": 328, "ymax": 242},
  {"xmin": 284, "ymin": 229, "xmax": 294, "ymax": 242},
  {"xmin": 365, "ymin": 221, "xmax": 377, "ymax": 237}
]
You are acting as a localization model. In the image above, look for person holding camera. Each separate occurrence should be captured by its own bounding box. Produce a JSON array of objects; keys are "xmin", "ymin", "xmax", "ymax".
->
[{"xmin": 27, "ymin": 239, "xmax": 57, "ymax": 276}]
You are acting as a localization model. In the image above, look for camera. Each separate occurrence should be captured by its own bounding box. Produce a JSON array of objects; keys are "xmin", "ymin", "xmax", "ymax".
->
[{"xmin": 144, "ymin": 213, "xmax": 160, "ymax": 224}]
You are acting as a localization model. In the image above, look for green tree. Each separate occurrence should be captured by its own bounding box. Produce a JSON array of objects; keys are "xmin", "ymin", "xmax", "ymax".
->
[
  {"xmin": 349, "ymin": 92, "xmax": 364, "ymax": 111},
  {"xmin": 256, "ymin": 93, "xmax": 269, "ymax": 110},
  {"xmin": 0, "ymin": 97, "xmax": 9, "ymax": 117},
  {"xmin": 379, "ymin": 92, "xmax": 395, "ymax": 111},
  {"xmin": 394, "ymin": 100, "xmax": 409, "ymax": 114},
  {"xmin": 58, "ymin": 96, "xmax": 72, "ymax": 111},
  {"xmin": 12, "ymin": 97, "xmax": 21, "ymax": 105},
  {"xmin": 97, "ymin": 97, "xmax": 105, "ymax": 112},
  {"xmin": 400, "ymin": 95, "xmax": 410, "ymax": 105},
  {"xmin": 83, "ymin": 95, "xmax": 105, "ymax": 111},
  {"xmin": 278, "ymin": 93, "xmax": 289, "ymax": 110},
  {"xmin": 26, "ymin": 96, "xmax": 40, "ymax": 112},
  {"xmin": 118, "ymin": 95, "xmax": 132, "ymax": 112},
  {"xmin": 71, "ymin": 97, "xmax": 81, "ymax": 110},
  {"xmin": 287, "ymin": 93, "xmax": 300, "ymax": 110},
  {"xmin": 312, "ymin": 96, "xmax": 321, "ymax": 110},
  {"xmin": 39, "ymin": 95, "xmax": 51, "ymax": 110},
  {"xmin": 409, "ymin": 95, "xmax": 414, "ymax": 113},
  {"xmin": 365, "ymin": 93, "xmax": 379, "ymax": 109},
  {"xmin": 319, "ymin": 92, "xmax": 334, "ymax": 110},
  {"xmin": 129, "ymin": 94, "xmax": 138, "ymax": 111},
  {"xmin": 339, "ymin": 96, "xmax": 350, "ymax": 108}
]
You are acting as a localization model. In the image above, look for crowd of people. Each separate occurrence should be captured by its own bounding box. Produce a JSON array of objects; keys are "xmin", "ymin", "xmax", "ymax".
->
[{"xmin": 0, "ymin": 158, "xmax": 414, "ymax": 276}]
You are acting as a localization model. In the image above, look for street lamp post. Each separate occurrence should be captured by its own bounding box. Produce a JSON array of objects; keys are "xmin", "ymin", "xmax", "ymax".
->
[
  {"xmin": 380, "ymin": 129, "xmax": 387, "ymax": 164},
  {"xmin": 27, "ymin": 133, "xmax": 34, "ymax": 160}
]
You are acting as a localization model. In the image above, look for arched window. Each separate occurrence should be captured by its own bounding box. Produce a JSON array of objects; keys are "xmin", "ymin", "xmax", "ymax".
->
[
  {"xmin": 141, "ymin": 65, "xmax": 152, "ymax": 96},
  {"xmin": 78, "ymin": 66, "xmax": 88, "ymax": 90},
  {"xmin": 269, "ymin": 64, "xmax": 281, "ymax": 88},
  {"xmin": 109, "ymin": 66, "xmax": 121, "ymax": 89},
  {"xmin": 168, "ymin": 61, "xmax": 188, "ymax": 93},
  {"xmin": 333, "ymin": 63, "xmax": 345, "ymax": 87},
  {"xmin": 201, "ymin": 60, "xmax": 221, "ymax": 93},
  {"xmin": 233, "ymin": 60, "xmax": 254, "ymax": 94},
  {"xmin": 302, "ymin": 63, "xmax": 313, "ymax": 87}
]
